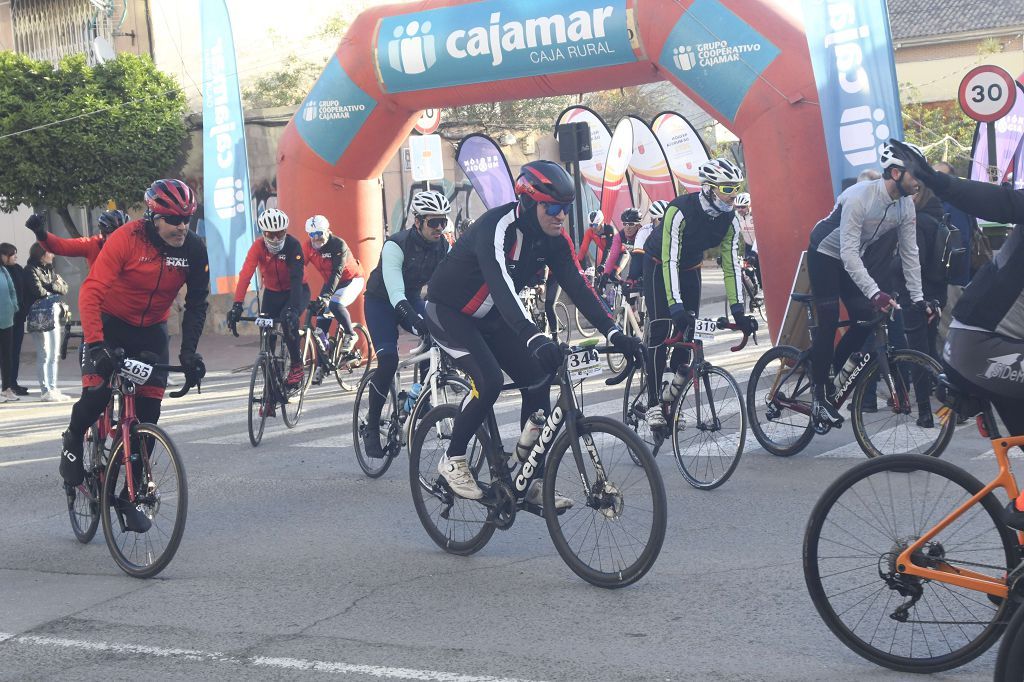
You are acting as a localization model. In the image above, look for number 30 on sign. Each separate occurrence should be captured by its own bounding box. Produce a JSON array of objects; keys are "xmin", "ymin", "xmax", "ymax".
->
[{"xmin": 958, "ymin": 65, "xmax": 1017, "ymax": 123}]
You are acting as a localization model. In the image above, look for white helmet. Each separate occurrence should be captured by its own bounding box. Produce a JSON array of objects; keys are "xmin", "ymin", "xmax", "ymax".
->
[
  {"xmin": 588, "ymin": 209, "xmax": 604, "ymax": 225},
  {"xmin": 698, "ymin": 158, "xmax": 744, "ymax": 185},
  {"xmin": 648, "ymin": 200, "xmax": 669, "ymax": 219},
  {"xmin": 879, "ymin": 141, "xmax": 924, "ymax": 170},
  {"xmin": 305, "ymin": 214, "xmax": 330, "ymax": 234},
  {"xmin": 257, "ymin": 207, "xmax": 289, "ymax": 232},
  {"xmin": 411, "ymin": 190, "xmax": 451, "ymax": 216},
  {"xmin": 733, "ymin": 193, "xmax": 751, "ymax": 207}
]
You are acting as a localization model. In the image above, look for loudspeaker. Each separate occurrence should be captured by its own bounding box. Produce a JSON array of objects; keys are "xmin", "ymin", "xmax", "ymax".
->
[{"xmin": 557, "ymin": 122, "xmax": 593, "ymax": 163}]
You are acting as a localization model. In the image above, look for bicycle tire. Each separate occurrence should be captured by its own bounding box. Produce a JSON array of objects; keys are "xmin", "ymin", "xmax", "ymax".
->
[
  {"xmin": 672, "ymin": 365, "xmax": 745, "ymax": 490},
  {"xmin": 544, "ymin": 416, "xmax": 666, "ymax": 587},
  {"xmin": 352, "ymin": 371, "xmax": 399, "ymax": 478},
  {"xmin": 68, "ymin": 426, "xmax": 101, "ymax": 543},
  {"xmin": 282, "ymin": 335, "xmax": 311, "ymax": 428},
  {"xmin": 247, "ymin": 357, "xmax": 270, "ymax": 447},
  {"xmin": 406, "ymin": 374, "xmax": 471, "ymax": 446},
  {"xmin": 850, "ymin": 349, "xmax": 954, "ymax": 458},
  {"xmin": 553, "ymin": 301, "xmax": 571, "ymax": 344},
  {"xmin": 747, "ymin": 345, "xmax": 814, "ymax": 457},
  {"xmin": 101, "ymin": 423, "xmax": 188, "ymax": 579},
  {"xmin": 803, "ymin": 454, "xmax": 1019, "ymax": 673},
  {"xmin": 574, "ymin": 305, "xmax": 597, "ymax": 338},
  {"xmin": 333, "ymin": 323, "xmax": 374, "ymax": 392},
  {"xmin": 996, "ymin": 598, "xmax": 1024, "ymax": 682},
  {"xmin": 621, "ymin": 364, "xmax": 655, "ymax": 459},
  {"xmin": 409, "ymin": 403, "xmax": 495, "ymax": 555}
]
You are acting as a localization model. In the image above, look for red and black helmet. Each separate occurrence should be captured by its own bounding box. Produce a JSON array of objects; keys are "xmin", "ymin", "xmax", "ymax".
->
[
  {"xmin": 515, "ymin": 161, "xmax": 575, "ymax": 206},
  {"xmin": 144, "ymin": 179, "xmax": 197, "ymax": 217},
  {"xmin": 97, "ymin": 209, "xmax": 130, "ymax": 235}
]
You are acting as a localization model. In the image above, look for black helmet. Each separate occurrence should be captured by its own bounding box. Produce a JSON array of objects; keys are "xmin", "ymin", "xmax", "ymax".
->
[
  {"xmin": 620, "ymin": 208, "xmax": 641, "ymax": 224},
  {"xmin": 98, "ymin": 209, "xmax": 130, "ymax": 235},
  {"xmin": 514, "ymin": 161, "xmax": 575, "ymax": 206}
]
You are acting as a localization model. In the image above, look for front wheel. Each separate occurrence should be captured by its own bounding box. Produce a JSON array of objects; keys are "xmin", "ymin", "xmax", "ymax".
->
[
  {"xmin": 406, "ymin": 375, "xmax": 471, "ymax": 447},
  {"xmin": 746, "ymin": 345, "xmax": 814, "ymax": 457},
  {"xmin": 333, "ymin": 323, "xmax": 374, "ymax": 392},
  {"xmin": 101, "ymin": 423, "xmax": 188, "ymax": 579},
  {"xmin": 545, "ymin": 416, "xmax": 666, "ymax": 588},
  {"xmin": 622, "ymin": 364, "xmax": 654, "ymax": 451},
  {"xmin": 574, "ymin": 305, "xmax": 597, "ymax": 338},
  {"xmin": 671, "ymin": 365, "xmax": 745, "ymax": 490},
  {"xmin": 247, "ymin": 357, "xmax": 270, "ymax": 447},
  {"xmin": 283, "ymin": 334, "xmax": 311, "ymax": 428},
  {"xmin": 553, "ymin": 301, "xmax": 571, "ymax": 344},
  {"xmin": 352, "ymin": 370, "xmax": 399, "ymax": 478}
]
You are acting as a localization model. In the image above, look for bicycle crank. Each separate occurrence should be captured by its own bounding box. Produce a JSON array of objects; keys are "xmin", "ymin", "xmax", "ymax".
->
[{"xmin": 478, "ymin": 481, "xmax": 516, "ymax": 529}]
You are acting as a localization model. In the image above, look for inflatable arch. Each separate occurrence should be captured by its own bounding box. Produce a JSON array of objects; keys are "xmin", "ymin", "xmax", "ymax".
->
[{"xmin": 277, "ymin": 0, "xmax": 834, "ymax": 337}]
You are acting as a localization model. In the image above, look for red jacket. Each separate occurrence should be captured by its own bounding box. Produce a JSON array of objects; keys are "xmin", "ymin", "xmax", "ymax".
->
[
  {"xmin": 79, "ymin": 220, "xmax": 210, "ymax": 353},
  {"xmin": 234, "ymin": 235, "xmax": 307, "ymax": 304},
  {"xmin": 302, "ymin": 235, "xmax": 362, "ymax": 295},
  {"xmin": 42, "ymin": 233, "xmax": 104, "ymax": 265}
]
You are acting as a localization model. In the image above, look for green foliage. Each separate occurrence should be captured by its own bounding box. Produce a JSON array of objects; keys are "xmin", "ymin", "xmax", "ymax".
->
[
  {"xmin": 900, "ymin": 84, "xmax": 975, "ymax": 166},
  {"xmin": 0, "ymin": 52, "xmax": 187, "ymax": 235}
]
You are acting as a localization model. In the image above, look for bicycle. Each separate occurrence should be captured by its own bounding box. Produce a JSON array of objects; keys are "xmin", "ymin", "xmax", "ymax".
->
[
  {"xmin": 236, "ymin": 314, "xmax": 307, "ymax": 446},
  {"xmin": 604, "ymin": 273, "xmax": 646, "ymax": 372},
  {"xmin": 519, "ymin": 283, "xmax": 569, "ymax": 344},
  {"xmin": 740, "ymin": 256, "xmax": 766, "ymax": 322},
  {"xmin": 65, "ymin": 350, "xmax": 195, "ymax": 578},
  {"xmin": 803, "ymin": 374, "xmax": 1024, "ymax": 673},
  {"xmin": 746, "ymin": 292, "xmax": 954, "ymax": 458},
  {"xmin": 621, "ymin": 316, "xmax": 754, "ymax": 490},
  {"xmin": 352, "ymin": 335, "xmax": 470, "ymax": 478},
  {"xmin": 409, "ymin": 340, "xmax": 666, "ymax": 588},
  {"xmin": 574, "ymin": 267, "xmax": 616, "ymax": 338},
  {"xmin": 996, "ymin": 587, "xmax": 1024, "ymax": 681},
  {"xmin": 299, "ymin": 307, "xmax": 373, "ymax": 392}
]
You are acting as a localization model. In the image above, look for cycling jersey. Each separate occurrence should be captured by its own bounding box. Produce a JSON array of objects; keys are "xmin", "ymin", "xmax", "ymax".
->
[
  {"xmin": 78, "ymin": 219, "xmax": 209, "ymax": 355},
  {"xmin": 234, "ymin": 234, "xmax": 307, "ymax": 311},
  {"xmin": 41, "ymin": 233, "xmax": 104, "ymax": 265},
  {"xmin": 602, "ymin": 228, "xmax": 635, "ymax": 274},
  {"xmin": 809, "ymin": 178, "xmax": 923, "ymax": 301},
  {"xmin": 427, "ymin": 202, "xmax": 614, "ymax": 343},
  {"xmin": 365, "ymin": 227, "xmax": 449, "ymax": 307},
  {"xmin": 303, "ymin": 235, "xmax": 361, "ymax": 296},
  {"xmin": 577, "ymin": 224, "xmax": 614, "ymax": 267},
  {"xmin": 736, "ymin": 212, "xmax": 756, "ymax": 249}
]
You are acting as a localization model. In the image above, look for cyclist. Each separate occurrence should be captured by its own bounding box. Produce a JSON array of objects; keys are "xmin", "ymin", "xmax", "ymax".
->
[
  {"xmin": 25, "ymin": 210, "xmax": 130, "ymax": 266},
  {"xmin": 58, "ymin": 179, "xmax": 208, "ymax": 533},
  {"xmin": 642, "ymin": 159, "xmax": 754, "ymax": 429},
  {"xmin": 630, "ymin": 200, "xmax": 668, "ymax": 283},
  {"xmin": 303, "ymin": 214, "xmax": 363, "ymax": 358},
  {"xmin": 734, "ymin": 193, "xmax": 761, "ymax": 289},
  {"xmin": 424, "ymin": 160, "xmax": 642, "ymax": 504},
  {"xmin": 577, "ymin": 209, "xmax": 614, "ymax": 270},
  {"xmin": 600, "ymin": 207, "xmax": 643, "ymax": 280},
  {"xmin": 227, "ymin": 208, "xmax": 308, "ymax": 390},
  {"xmin": 360, "ymin": 190, "xmax": 451, "ymax": 460},
  {"xmin": 806, "ymin": 142, "xmax": 931, "ymax": 428}
]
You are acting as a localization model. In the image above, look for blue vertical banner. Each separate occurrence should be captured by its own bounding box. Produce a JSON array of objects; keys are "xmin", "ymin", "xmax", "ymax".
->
[
  {"xmin": 201, "ymin": 0, "xmax": 254, "ymax": 295},
  {"xmin": 801, "ymin": 0, "xmax": 904, "ymax": 196}
]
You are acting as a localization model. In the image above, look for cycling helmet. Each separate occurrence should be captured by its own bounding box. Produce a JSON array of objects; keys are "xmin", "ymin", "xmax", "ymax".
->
[
  {"xmin": 879, "ymin": 141, "xmax": 924, "ymax": 169},
  {"xmin": 515, "ymin": 160, "xmax": 575, "ymax": 206},
  {"xmin": 98, "ymin": 209, "xmax": 130, "ymax": 235},
  {"xmin": 648, "ymin": 200, "xmax": 669, "ymax": 219},
  {"xmin": 305, "ymin": 214, "xmax": 330, "ymax": 234},
  {"xmin": 257, "ymin": 207, "xmax": 289, "ymax": 232},
  {"xmin": 698, "ymin": 158, "xmax": 744, "ymax": 185},
  {"xmin": 620, "ymin": 208, "xmax": 642, "ymax": 224},
  {"xmin": 411, "ymin": 190, "xmax": 451, "ymax": 216},
  {"xmin": 733, "ymin": 193, "xmax": 751, "ymax": 208},
  {"xmin": 144, "ymin": 179, "xmax": 197, "ymax": 217},
  {"xmin": 588, "ymin": 209, "xmax": 604, "ymax": 225}
]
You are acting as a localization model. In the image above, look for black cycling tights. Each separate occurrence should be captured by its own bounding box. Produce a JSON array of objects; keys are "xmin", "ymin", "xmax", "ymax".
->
[
  {"xmin": 263, "ymin": 288, "xmax": 305, "ymax": 365},
  {"xmin": 424, "ymin": 302, "xmax": 550, "ymax": 459},
  {"xmin": 806, "ymin": 250, "xmax": 875, "ymax": 390},
  {"xmin": 643, "ymin": 256, "xmax": 701, "ymax": 405},
  {"xmin": 365, "ymin": 351, "xmax": 399, "ymax": 430}
]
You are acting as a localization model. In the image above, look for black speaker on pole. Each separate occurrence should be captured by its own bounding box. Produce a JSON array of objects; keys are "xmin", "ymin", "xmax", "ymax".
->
[{"xmin": 556, "ymin": 122, "xmax": 593, "ymax": 162}]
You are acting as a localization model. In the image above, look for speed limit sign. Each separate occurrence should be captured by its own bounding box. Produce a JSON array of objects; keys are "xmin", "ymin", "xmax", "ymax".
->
[{"xmin": 958, "ymin": 65, "xmax": 1017, "ymax": 122}]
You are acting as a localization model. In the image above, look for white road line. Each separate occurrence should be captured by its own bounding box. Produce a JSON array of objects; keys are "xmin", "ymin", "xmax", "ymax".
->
[
  {"xmin": 0, "ymin": 456, "xmax": 58, "ymax": 468},
  {"xmin": 0, "ymin": 633, "xmax": 544, "ymax": 682}
]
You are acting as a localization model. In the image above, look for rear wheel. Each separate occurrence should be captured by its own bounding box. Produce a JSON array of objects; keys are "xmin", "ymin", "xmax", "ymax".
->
[
  {"xmin": 68, "ymin": 426, "xmax": 102, "ymax": 543},
  {"xmin": 575, "ymin": 305, "xmax": 597, "ymax": 338},
  {"xmin": 672, "ymin": 365, "xmax": 745, "ymax": 490},
  {"xmin": 407, "ymin": 375, "xmax": 471, "ymax": 446},
  {"xmin": 352, "ymin": 370, "xmax": 399, "ymax": 478},
  {"xmin": 247, "ymin": 357, "xmax": 270, "ymax": 447},
  {"xmin": 746, "ymin": 345, "xmax": 814, "ymax": 457},
  {"xmin": 553, "ymin": 301, "xmax": 571, "ymax": 344},
  {"xmin": 622, "ymin": 365, "xmax": 655, "ymax": 458}
]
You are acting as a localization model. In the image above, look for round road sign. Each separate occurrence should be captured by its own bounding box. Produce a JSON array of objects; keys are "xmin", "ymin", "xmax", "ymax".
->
[
  {"xmin": 414, "ymin": 108, "xmax": 440, "ymax": 135},
  {"xmin": 958, "ymin": 65, "xmax": 1017, "ymax": 122}
]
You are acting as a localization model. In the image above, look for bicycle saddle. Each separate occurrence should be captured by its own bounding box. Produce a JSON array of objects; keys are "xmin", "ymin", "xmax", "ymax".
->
[{"xmin": 935, "ymin": 373, "xmax": 989, "ymax": 420}]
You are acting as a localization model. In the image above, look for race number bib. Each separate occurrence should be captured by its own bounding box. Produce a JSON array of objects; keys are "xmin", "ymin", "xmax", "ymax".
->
[
  {"xmin": 694, "ymin": 318, "xmax": 717, "ymax": 341},
  {"xmin": 255, "ymin": 316, "xmax": 274, "ymax": 329},
  {"xmin": 120, "ymin": 359, "xmax": 153, "ymax": 385},
  {"xmin": 567, "ymin": 346, "xmax": 602, "ymax": 378}
]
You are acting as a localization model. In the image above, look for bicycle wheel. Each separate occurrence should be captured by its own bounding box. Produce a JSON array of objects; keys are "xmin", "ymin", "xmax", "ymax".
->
[
  {"xmin": 574, "ymin": 305, "xmax": 597, "ymax": 338},
  {"xmin": 409, "ymin": 404, "xmax": 495, "ymax": 555},
  {"xmin": 67, "ymin": 425, "xmax": 102, "ymax": 543},
  {"xmin": 622, "ymin": 365, "xmax": 655, "ymax": 452},
  {"xmin": 101, "ymin": 423, "xmax": 188, "ymax": 579},
  {"xmin": 851, "ymin": 349, "xmax": 954, "ymax": 458},
  {"xmin": 607, "ymin": 308, "xmax": 628, "ymax": 373},
  {"xmin": 545, "ymin": 416, "xmax": 667, "ymax": 588},
  {"xmin": 247, "ymin": 357, "xmax": 270, "ymax": 447},
  {"xmin": 996, "ymin": 599, "xmax": 1024, "ymax": 682},
  {"xmin": 407, "ymin": 374, "xmax": 471, "ymax": 446},
  {"xmin": 553, "ymin": 301, "xmax": 571, "ymax": 344},
  {"xmin": 282, "ymin": 335, "xmax": 311, "ymax": 428},
  {"xmin": 352, "ymin": 371, "xmax": 399, "ymax": 478},
  {"xmin": 672, "ymin": 365, "xmax": 745, "ymax": 490},
  {"xmin": 747, "ymin": 345, "xmax": 814, "ymax": 457},
  {"xmin": 803, "ymin": 454, "xmax": 1019, "ymax": 673},
  {"xmin": 333, "ymin": 323, "xmax": 374, "ymax": 391}
]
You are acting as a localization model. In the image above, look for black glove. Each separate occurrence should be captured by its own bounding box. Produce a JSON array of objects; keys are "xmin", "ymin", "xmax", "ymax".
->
[
  {"xmin": 25, "ymin": 214, "xmax": 47, "ymax": 241},
  {"xmin": 307, "ymin": 298, "xmax": 324, "ymax": 314},
  {"xmin": 527, "ymin": 334, "xmax": 564, "ymax": 374},
  {"xmin": 595, "ymin": 263, "xmax": 605, "ymax": 277},
  {"xmin": 179, "ymin": 351, "xmax": 206, "ymax": 387},
  {"xmin": 282, "ymin": 306, "xmax": 299, "ymax": 329},
  {"xmin": 226, "ymin": 302, "xmax": 243, "ymax": 336},
  {"xmin": 914, "ymin": 299, "xmax": 939, "ymax": 324},
  {"xmin": 85, "ymin": 342, "xmax": 116, "ymax": 379},
  {"xmin": 730, "ymin": 303, "xmax": 758, "ymax": 335},
  {"xmin": 609, "ymin": 329, "xmax": 642, "ymax": 358},
  {"xmin": 887, "ymin": 139, "xmax": 941, "ymax": 188},
  {"xmin": 395, "ymin": 299, "xmax": 426, "ymax": 337},
  {"xmin": 669, "ymin": 305, "xmax": 694, "ymax": 333}
]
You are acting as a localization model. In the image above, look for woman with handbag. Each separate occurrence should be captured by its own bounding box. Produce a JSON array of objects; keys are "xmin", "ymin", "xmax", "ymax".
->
[
  {"xmin": 0, "ymin": 244, "xmax": 18, "ymax": 402},
  {"xmin": 25, "ymin": 243, "xmax": 69, "ymax": 402}
]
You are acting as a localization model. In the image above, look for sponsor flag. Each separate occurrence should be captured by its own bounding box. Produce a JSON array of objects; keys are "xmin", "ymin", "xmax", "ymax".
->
[
  {"xmin": 652, "ymin": 111, "xmax": 709, "ymax": 194},
  {"xmin": 627, "ymin": 115, "xmax": 675, "ymax": 204},
  {"xmin": 455, "ymin": 134, "xmax": 515, "ymax": 210},
  {"xmin": 555, "ymin": 105, "xmax": 613, "ymax": 203},
  {"xmin": 201, "ymin": 0, "xmax": 254, "ymax": 295},
  {"xmin": 600, "ymin": 118, "xmax": 635, "ymax": 228},
  {"xmin": 801, "ymin": 0, "xmax": 904, "ymax": 196},
  {"xmin": 970, "ymin": 81, "xmax": 1024, "ymax": 187}
]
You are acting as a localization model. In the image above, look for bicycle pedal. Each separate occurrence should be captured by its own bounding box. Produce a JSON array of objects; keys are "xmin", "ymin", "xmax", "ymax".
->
[{"xmin": 521, "ymin": 500, "xmax": 544, "ymax": 517}]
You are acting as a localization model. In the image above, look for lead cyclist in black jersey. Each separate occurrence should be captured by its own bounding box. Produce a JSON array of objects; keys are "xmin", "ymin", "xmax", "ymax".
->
[{"xmin": 424, "ymin": 160, "xmax": 642, "ymax": 504}]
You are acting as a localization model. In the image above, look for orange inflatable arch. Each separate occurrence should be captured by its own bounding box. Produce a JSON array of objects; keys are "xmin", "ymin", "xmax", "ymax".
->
[{"xmin": 276, "ymin": 0, "xmax": 834, "ymax": 339}]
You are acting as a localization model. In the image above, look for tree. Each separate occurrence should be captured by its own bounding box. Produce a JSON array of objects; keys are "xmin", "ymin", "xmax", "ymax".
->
[
  {"xmin": 0, "ymin": 52, "xmax": 188, "ymax": 237},
  {"xmin": 900, "ymin": 84, "xmax": 975, "ymax": 167}
]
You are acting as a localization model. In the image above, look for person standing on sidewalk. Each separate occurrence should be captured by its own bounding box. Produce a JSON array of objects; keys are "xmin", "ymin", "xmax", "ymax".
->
[
  {"xmin": 0, "ymin": 243, "xmax": 30, "ymax": 396},
  {"xmin": 0, "ymin": 246, "xmax": 18, "ymax": 402},
  {"xmin": 25, "ymin": 243, "xmax": 70, "ymax": 402}
]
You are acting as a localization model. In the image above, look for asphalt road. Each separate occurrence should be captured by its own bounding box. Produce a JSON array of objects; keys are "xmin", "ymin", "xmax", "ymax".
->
[{"xmin": 0, "ymin": 273, "xmax": 1011, "ymax": 681}]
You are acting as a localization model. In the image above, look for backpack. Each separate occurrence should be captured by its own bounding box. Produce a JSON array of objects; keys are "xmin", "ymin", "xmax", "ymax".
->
[
  {"xmin": 923, "ymin": 213, "xmax": 967, "ymax": 286},
  {"xmin": 26, "ymin": 294, "xmax": 65, "ymax": 332}
]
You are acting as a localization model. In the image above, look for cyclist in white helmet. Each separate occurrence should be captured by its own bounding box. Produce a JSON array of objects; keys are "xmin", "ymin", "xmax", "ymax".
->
[
  {"xmin": 732, "ymin": 192, "xmax": 760, "ymax": 289},
  {"xmin": 303, "ymin": 214, "xmax": 363, "ymax": 360},
  {"xmin": 577, "ymin": 208, "xmax": 614, "ymax": 269}
]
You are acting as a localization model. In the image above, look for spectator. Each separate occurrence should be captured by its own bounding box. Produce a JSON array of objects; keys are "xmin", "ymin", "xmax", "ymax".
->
[
  {"xmin": 0, "ymin": 243, "xmax": 29, "ymax": 396},
  {"xmin": 0, "ymin": 245, "xmax": 18, "ymax": 402},
  {"xmin": 932, "ymin": 161, "xmax": 975, "ymax": 286},
  {"xmin": 25, "ymin": 243, "xmax": 70, "ymax": 402}
]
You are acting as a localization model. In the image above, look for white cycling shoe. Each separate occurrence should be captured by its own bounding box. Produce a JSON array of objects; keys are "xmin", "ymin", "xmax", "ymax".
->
[
  {"xmin": 645, "ymin": 405, "xmax": 668, "ymax": 430},
  {"xmin": 526, "ymin": 479, "xmax": 574, "ymax": 510},
  {"xmin": 438, "ymin": 454, "xmax": 483, "ymax": 500}
]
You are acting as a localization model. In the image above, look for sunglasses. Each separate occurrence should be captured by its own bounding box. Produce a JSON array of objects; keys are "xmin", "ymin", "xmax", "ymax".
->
[
  {"xmin": 156, "ymin": 214, "xmax": 189, "ymax": 226},
  {"xmin": 541, "ymin": 202, "xmax": 573, "ymax": 216},
  {"xmin": 263, "ymin": 231, "xmax": 287, "ymax": 241},
  {"xmin": 710, "ymin": 183, "xmax": 742, "ymax": 196},
  {"xmin": 423, "ymin": 217, "xmax": 447, "ymax": 229},
  {"xmin": 308, "ymin": 231, "xmax": 326, "ymax": 240}
]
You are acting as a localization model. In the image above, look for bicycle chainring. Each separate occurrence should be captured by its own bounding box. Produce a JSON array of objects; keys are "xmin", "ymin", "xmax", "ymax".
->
[{"xmin": 487, "ymin": 480, "xmax": 517, "ymax": 529}]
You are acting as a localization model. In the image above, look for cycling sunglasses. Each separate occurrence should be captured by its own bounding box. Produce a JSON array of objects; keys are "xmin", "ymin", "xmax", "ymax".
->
[
  {"xmin": 709, "ymin": 183, "xmax": 742, "ymax": 196},
  {"xmin": 423, "ymin": 217, "xmax": 447, "ymax": 229},
  {"xmin": 308, "ymin": 231, "xmax": 326, "ymax": 240},
  {"xmin": 541, "ymin": 201, "xmax": 573, "ymax": 216},
  {"xmin": 263, "ymin": 230, "xmax": 287, "ymax": 241},
  {"xmin": 155, "ymin": 214, "xmax": 189, "ymax": 226}
]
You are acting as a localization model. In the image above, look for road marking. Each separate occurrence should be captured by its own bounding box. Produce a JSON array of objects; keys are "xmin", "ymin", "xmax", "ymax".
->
[
  {"xmin": 0, "ymin": 456, "xmax": 58, "ymax": 468},
  {"xmin": 0, "ymin": 632, "xmax": 544, "ymax": 681}
]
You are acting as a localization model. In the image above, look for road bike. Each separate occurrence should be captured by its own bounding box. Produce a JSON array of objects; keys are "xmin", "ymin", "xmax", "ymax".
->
[
  {"xmin": 352, "ymin": 335, "xmax": 470, "ymax": 478},
  {"xmin": 236, "ymin": 314, "xmax": 307, "ymax": 446},
  {"xmin": 299, "ymin": 307, "xmax": 373, "ymax": 392},
  {"xmin": 621, "ymin": 316, "xmax": 753, "ymax": 490},
  {"xmin": 604, "ymin": 273, "xmax": 646, "ymax": 372},
  {"xmin": 409, "ymin": 340, "xmax": 666, "ymax": 588},
  {"xmin": 65, "ymin": 351, "xmax": 195, "ymax": 578},
  {"xmin": 747, "ymin": 292, "xmax": 953, "ymax": 458},
  {"xmin": 740, "ymin": 256, "xmax": 766, "ymax": 322},
  {"xmin": 574, "ymin": 267, "xmax": 617, "ymax": 338},
  {"xmin": 519, "ymin": 283, "xmax": 569, "ymax": 344},
  {"xmin": 803, "ymin": 373, "xmax": 1024, "ymax": 673}
]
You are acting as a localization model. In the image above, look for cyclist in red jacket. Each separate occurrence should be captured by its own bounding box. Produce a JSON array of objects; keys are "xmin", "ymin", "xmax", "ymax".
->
[
  {"xmin": 25, "ymin": 210, "xmax": 130, "ymax": 266},
  {"xmin": 302, "ymin": 214, "xmax": 363, "ymax": 355}
]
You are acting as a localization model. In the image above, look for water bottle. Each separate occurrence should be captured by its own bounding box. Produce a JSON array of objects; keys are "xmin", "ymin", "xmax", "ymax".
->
[
  {"xmin": 313, "ymin": 328, "xmax": 329, "ymax": 354},
  {"xmin": 833, "ymin": 352, "xmax": 863, "ymax": 392},
  {"xmin": 661, "ymin": 370, "xmax": 688, "ymax": 402},
  {"xmin": 403, "ymin": 382, "xmax": 422, "ymax": 413},
  {"xmin": 515, "ymin": 410, "xmax": 546, "ymax": 462}
]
